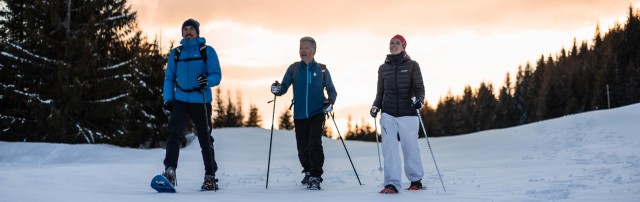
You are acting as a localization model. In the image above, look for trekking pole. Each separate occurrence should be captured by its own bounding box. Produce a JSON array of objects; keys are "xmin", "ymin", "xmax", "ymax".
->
[
  {"xmin": 202, "ymin": 88, "xmax": 216, "ymax": 191},
  {"xmin": 416, "ymin": 109, "xmax": 446, "ymax": 193},
  {"xmin": 265, "ymin": 81, "xmax": 278, "ymax": 189},
  {"xmin": 373, "ymin": 117, "xmax": 383, "ymax": 173},
  {"xmin": 329, "ymin": 112, "xmax": 362, "ymax": 185}
]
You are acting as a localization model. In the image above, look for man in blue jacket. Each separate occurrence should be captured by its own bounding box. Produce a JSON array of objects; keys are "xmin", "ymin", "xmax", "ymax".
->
[
  {"xmin": 161, "ymin": 18, "xmax": 222, "ymax": 191},
  {"xmin": 271, "ymin": 36, "xmax": 338, "ymax": 190}
]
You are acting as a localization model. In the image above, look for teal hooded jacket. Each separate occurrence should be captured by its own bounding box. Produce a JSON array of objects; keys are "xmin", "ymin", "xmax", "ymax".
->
[{"xmin": 278, "ymin": 60, "xmax": 337, "ymax": 119}]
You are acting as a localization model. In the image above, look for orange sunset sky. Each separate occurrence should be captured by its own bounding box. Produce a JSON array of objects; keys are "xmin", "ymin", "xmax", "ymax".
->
[{"xmin": 129, "ymin": 0, "xmax": 639, "ymax": 130}]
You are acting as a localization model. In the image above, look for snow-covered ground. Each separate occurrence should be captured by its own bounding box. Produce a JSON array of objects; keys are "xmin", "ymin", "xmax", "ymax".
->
[{"xmin": 1, "ymin": 104, "xmax": 639, "ymax": 202}]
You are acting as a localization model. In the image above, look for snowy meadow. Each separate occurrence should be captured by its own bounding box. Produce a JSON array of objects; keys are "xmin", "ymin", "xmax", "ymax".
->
[{"xmin": 1, "ymin": 104, "xmax": 639, "ymax": 202}]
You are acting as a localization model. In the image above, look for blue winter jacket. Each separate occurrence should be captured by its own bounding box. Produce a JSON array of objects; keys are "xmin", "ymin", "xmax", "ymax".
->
[
  {"xmin": 278, "ymin": 60, "xmax": 337, "ymax": 119},
  {"xmin": 163, "ymin": 37, "xmax": 222, "ymax": 104}
]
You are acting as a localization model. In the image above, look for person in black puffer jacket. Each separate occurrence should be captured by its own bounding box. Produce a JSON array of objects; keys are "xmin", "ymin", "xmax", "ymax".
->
[{"xmin": 371, "ymin": 34, "xmax": 425, "ymax": 194}]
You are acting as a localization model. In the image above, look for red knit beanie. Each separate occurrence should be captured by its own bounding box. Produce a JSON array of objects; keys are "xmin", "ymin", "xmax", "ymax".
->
[{"xmin": 391, "ymin": 34, "xmax": 407, "ymax": 49}]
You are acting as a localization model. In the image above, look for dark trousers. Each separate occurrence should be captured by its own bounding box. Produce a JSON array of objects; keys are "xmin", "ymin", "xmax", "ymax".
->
[
  {"xmin": 294, "ymin": 113, "xmax": 325, "ymax": 177},
  {"xmin": 164, "ymin": 101, "xmax": 218, "ymax": 176}
]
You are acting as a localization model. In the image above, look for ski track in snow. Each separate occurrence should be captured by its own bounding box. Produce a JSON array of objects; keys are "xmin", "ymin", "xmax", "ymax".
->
[{"xmin": 1, "ymin": 104, "xmax": 640, "ymax": 201}]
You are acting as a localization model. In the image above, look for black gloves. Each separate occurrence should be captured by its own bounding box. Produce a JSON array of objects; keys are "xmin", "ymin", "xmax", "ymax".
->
[
  {"xmin": 197, "ymin": 75, "xmax": 208, "ymax": 88},
  {"xmin": 370, "ymin": 106, "xmax": 380, "ymax": 117},
  {"xmin": 412, "ymin": 97, "xmax": 423, "ymax": 109},
  {"xmin": 323, "ymin": 99, "xmax": 334, "ymax": 113},
  {"xmin": 371, "ymin": 98, "xmax": 421, "ymax": 118},
  {"xmin": 163, "ymin": 100, "xmax": 173, "ymax": 112},
  {"xmin": 271, "ymin": 81, "xmax": 281, "ymax": 95}
]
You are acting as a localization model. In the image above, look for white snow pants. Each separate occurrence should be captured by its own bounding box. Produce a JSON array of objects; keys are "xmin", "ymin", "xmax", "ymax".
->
[{"xmin": 380, "ymin": 113, "xmax": 424, "ymax": 189}]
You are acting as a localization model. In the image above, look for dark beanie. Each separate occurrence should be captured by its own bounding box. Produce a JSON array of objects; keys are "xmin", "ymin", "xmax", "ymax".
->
[{"xmin": 182, "ymin": 18, "xmax": 200, "ymax": 35}]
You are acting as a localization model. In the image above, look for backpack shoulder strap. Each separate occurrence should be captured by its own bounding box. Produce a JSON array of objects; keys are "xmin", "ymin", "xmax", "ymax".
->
[
  {"xmin": 319, "ymin": 63, "xmax": 327, "ymax": 87},
  {"xmin": 174, "ymin": 45, "xmax": 208, "ymax": 67},
  {"xmin": 288, "ymin": 62, "xmax": 301, "ymax": 111},
  {"xmin": 173, "ymin": 46, "xmax": 183, "ymax": 67},
  {"xmin": 199, "ymin": 44, "xmax": 208, "ymax": 65},
  {"xmin": 290, "ymin": 62, "xmax": 326, "ymax": 86},
  {"xmin": 290, "ymin": 62, "xmax": 300, "ymax": 79}
]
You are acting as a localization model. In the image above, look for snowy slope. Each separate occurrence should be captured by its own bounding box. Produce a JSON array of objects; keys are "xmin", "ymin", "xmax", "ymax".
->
[{"xmin": 1, "ymin": 104, "xmax": 639, "ymax": 202}]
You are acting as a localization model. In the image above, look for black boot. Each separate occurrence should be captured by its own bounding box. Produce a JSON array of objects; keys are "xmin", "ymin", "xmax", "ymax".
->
[
  {"xmin": 162, "ymin": 167, "xmax": 177, "ymax": 186},
  {"xmin": 301, "ymin": 172, "xmax": 311, "ymax": 185},
  {"xmin": 379, "ymin": 184, "xmax": 398, "ymax": 194},
  {"xmin": 307, "ymin": 176, "xmax": 322, "ymax": 190},
  {"xmin": 408, "ymin": 179, "xmax": 423, "ymax": 190},
  {"xmin": 201, "ymin": 175, "xmax": 219, "ymax": 191}
]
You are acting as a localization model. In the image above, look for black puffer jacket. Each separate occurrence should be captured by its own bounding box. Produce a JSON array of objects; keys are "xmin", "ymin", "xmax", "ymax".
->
[{"xmin": 372, "ymin": 51, "xmax": 425, "ymax": 117}]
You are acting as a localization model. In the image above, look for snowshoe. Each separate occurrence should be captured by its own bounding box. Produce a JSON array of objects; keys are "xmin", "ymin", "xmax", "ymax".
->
[
  {"xmin": 151, "ymin": 174, "xmax": 176, "ymax": 193},
  {"xmin": 379, "ymin": 184, "xmax": 398, "ymax": 194},
  {"xmin": 201, "ymin": 175, "xmax": 219, "ymax": 191},
  {"xmin": 307, "ymin": 176, "xmax": 321, "ymax": 190}
]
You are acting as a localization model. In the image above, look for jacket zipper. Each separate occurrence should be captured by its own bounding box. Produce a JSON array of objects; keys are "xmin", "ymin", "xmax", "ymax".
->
[
  {"xmin": 395, "ymin": 65, "xmax": 399, "ymax": 115},
  {"xmin": 306, "ymin": 64, "xmax": 310, "ymax": 118}
]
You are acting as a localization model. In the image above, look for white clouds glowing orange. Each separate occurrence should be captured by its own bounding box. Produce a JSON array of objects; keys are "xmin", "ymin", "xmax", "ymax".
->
[{"xmin": 130, "ymin": 0, "xmax": 632, "ymax": 34}]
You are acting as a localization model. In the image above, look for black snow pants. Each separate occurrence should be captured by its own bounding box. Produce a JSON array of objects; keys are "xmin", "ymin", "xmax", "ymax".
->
[
  {"xmin": 164, "ymin": 101, "xmax": 218, "ymax": 176},
  {"xmin": 294, "ymin": 113, "xmax": 325, "ymax": 178}
]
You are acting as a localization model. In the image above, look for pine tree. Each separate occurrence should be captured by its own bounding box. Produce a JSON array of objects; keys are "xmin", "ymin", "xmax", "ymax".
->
[
  {"xmin": 549, "ymin": 52, "xmax": 570, "ymax": 118},
  {"xmin": 591, "ymin": 23, "xmax": 609, "ymax": 109},
  {"xmin": 513, "ymin": 63, "xmax": 536, "ymax": 124},
  {"xmin": 576, "ymin": 40, "xmax": 592, "ymax": 112},
  {"xmin": 599, "ymin": 22, "xmax": 624, "ymax": 108},
  {"xmin": 496, "ymin": 73, "xmax": 517, "ymax": 128},
  {"xmin": 323, "ymin": 119, "xmax": 333, "ymax": 138},
  {"xmin": 532, "ymin": 55, "xmax": 547, "ymax": 120},
  {"xmin": 523, "ymin": 62, "xmax": 537, "ymax": 123},
  {"xmin": 278, "ymin": 108, "xmax": 294, "ymax": 130},
  {"xmin": 244, "ymin": 104, "xmax": 262, "ymax": 127},
  {"xmin": 212, "ymin": 87, "xmax": 226, "ymax": 128},
  {"xmin": 0, "ymin": 0, "xmax": 165, "ymax": 146},
  {"xmin": 119, "ymin": 37, "xmax": 167, "ymax": 148},
  {"xmin": 234, "ymin": 91, "xmax": 244, "ymax": 127},
  {"xmin": 346, "ymin": 114, "xmax": 353, "ymax": 133},
  {"xmin": 458, "ymin": 85, "xmax": 474, "ymax": 134},
  {"xmin": 431, "ymin": 91, "xmax": 457, "ymax": 136},
  {"xmin": 419, "ymin": 100, "xmax": 435, "ymax": 138},
  {"xmin": 224, "ymin": 92, "xmax": 239, "ymax": 127},
  {"xmin": 621, "ymin": 6, "xmax": 640, "ymax": 105},
  {"xmin": 473, "ymin": 82, "xmax": 497, "ymax": 131}
]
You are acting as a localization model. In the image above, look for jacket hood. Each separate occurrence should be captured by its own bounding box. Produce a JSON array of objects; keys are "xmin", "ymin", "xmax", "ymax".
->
[
  {"xmin": 385, "ymin": 51, "xmax": 411, "ymax": 65},
  {"xmin": 180, "ymin": 37, "xmax": 206, "ymax": 47}
]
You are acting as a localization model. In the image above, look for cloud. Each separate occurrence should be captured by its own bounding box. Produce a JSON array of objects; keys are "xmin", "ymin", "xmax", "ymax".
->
[
  {"xmin": 130, "ymin": 0, "xmax": 632, "ymax": 36},
  {"xmin": 223, "ymin": 65, "xmax": 284, "ymax": 80}
]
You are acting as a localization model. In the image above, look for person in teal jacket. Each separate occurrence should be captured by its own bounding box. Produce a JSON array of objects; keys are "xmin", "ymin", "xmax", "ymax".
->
[
  {"xmin": 271, "ymin": 36, "xmax": 337, "ymax": 190},
  {"xmin": 161, "ymin": 18, "xmax": 222, "ymax": 191}
]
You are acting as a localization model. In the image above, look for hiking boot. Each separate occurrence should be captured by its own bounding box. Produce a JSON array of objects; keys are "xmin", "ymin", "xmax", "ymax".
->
[
  {"xmin": 162, "ymin": 167, "xmax": 177, "ymax": 186},
  {"xmin": 201, "ymin": 175, "xmax": 219, "ymax": 191},
  {"xmin": 379, "ymin": 184, "xmax": 398, "ymax": 194},
  {"xmin": 307, "ymin": 176, "xmax": 322, "ymax": 190},
  {"xmin": 408, "ymin": 180, "xmax": 424, "ymax": 190},
  {"xmin": 301, "ymin": 172, "xmax": 311, "ymax": 185}
]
